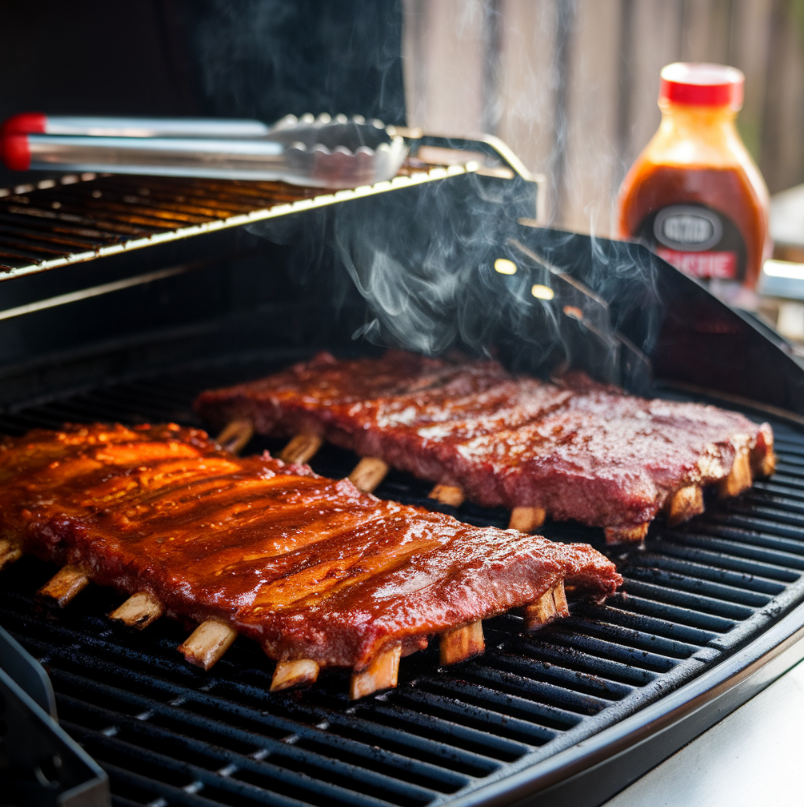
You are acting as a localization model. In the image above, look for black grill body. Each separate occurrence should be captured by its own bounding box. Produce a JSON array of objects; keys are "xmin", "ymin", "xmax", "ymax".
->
[{"xmin": 2, "ymin": 160, "xmax": 804, "ymax": 807}]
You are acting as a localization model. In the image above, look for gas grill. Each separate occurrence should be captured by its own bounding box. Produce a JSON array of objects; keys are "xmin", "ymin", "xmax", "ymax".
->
[{"xmin": 3, "ymin": 138, "xmax": 804, "ymax": 807}]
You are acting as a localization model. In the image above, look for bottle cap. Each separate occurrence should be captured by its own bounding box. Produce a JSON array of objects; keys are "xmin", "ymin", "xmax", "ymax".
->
[{"xmin": 660, "ymin": 63, "xmax": 744, "ymax": 109}]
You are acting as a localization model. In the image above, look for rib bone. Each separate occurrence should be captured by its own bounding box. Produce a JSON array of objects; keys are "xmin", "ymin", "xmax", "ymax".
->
[
  {"xmin": 37, "ymin": 565, "xmax": 89, "ymax": 607},
  {"xmin": 178, "ymin": 619, "xmax": 238, "ymax": 670},
  {"xmin": 0, "ymin": 538, "xmax": 21, "ymax": 571},
  {"xmin": 751, "ymin": 426, "xmax": 776, "ymax": 477},
  {"xmin": 270, "ymin": 659, "xmax": 320, "ymax": 692},
  {"xmin": 109, "ymin": 591, "xmax": 164, "ymax": 629},
  {"xmin": 509, "ymin": 507, "xmax": 546, "ymax": 533},
  {"xmin": 605, "ymin": 522, "xmax": 649, "ymax": 545},
  {"xmin": 349, "ymin": 457, "xmax": 389, "ymax": 493},
  {"xmin": 350, "ymin": 644, "xmax": 402, "ymax": 699},
  {"xmin": 429, "ymin": 484, "xmax": 465, "ymax": 507},
  {"xmin": 279, "ymin": 433, "xmax": 323, "ymax": 465},
  {"xmin": 439, "ymin": 620, "xmax": 485, "ymax": 665},
  {"xmin": 666, "ymin": 485, "xmax": 704, "ymax": 527},
  {"xmin": 216, "ymin": 419, "xmax": 254, "ymax": 455},
  {"xmin": 719, "ymin": 448, "xmax": 752, "ymax": 498},
  {"xmin": 754, "ymin": 450, "xmax": 776, "ymax": 478},
  {"xmin": 524, "ymin": 582, "xmax": 570, "ymax": 629}
]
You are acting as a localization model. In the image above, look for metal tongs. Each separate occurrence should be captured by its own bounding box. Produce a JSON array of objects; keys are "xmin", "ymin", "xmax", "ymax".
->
[{"xmin": 0, "ymin": 113, "xmax": 408, "ymax": 189}]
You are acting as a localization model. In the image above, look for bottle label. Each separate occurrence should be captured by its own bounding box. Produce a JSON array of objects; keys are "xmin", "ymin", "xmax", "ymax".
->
[{"xmin": 637, "ymin": 204, "xmax": 746, "ymax": 283}]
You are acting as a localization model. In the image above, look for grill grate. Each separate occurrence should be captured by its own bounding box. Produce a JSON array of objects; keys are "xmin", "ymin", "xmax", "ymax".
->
[
  {"xmin": 0, "ymin": 158, "xmax": 457, "ymax": 279},
  {"xmin": 2, "ymin": 356, "xmax": 804, "ymax": 806}
]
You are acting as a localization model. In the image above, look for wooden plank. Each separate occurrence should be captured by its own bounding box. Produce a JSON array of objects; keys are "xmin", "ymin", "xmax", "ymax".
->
[
  {"xmin": 680, "ymin": 0, "xmax": 731, "ymax": 63},
  {"xmin": 401, "ymin": 0, "xmax": 486, "ymax": 135},
  {"xmin": 729, "ymin": 0, "xmax": 774, "ymax": 165},
  {"xmin": 760, "ymin": 2, "xmax": 804, "ymax": 193},
  {"xmin": 623, "ymin": 0, "xmax": 684, "ymax": 171},
  {"xmin": 560, "ymin": 0, "xmax": 624, "ymax": 231},
  {"xmin": 496, "ymin": 0, "xmax": 558, "ymax": 219}
]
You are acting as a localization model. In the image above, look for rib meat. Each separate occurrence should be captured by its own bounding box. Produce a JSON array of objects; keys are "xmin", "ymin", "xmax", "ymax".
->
[
  {"xmin": 196, "ymin": 351, "xmax": 775, "ymax": 535},
  {"xmin": 0, "ymin": 423, "xmax": 621, "ymax": 671}
]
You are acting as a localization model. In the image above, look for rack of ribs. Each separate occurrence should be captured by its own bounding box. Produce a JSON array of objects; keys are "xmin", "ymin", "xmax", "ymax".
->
[
  {"xmin": 195, "ymin": 351, "xmax": 776, "ymax": 544},
  {"xmin": 0, "ymin": 423, "xmax": 621, "ymax": 698}
]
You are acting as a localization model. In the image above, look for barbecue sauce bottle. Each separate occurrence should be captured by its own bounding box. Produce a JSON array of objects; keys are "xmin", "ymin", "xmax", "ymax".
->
[{"xmin": 617, "ymin": 63, "xmax": 771, "ymax": 303}]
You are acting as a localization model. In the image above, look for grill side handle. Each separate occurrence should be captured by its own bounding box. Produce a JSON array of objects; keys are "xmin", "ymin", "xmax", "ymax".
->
[{"xmin": 0, "ymin": 624, "xmax": 110, "ymax": 807}]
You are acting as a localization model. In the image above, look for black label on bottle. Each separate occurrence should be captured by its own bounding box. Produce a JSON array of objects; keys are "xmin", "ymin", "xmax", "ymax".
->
[{"xmin": 637, "ymin": 204, "xmax": 746, "ymax": 283}]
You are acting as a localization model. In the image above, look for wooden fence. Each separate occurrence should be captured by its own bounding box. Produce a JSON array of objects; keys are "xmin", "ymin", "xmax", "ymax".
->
[{"xmin": 402, "ymin": 0, "xmax": 804, "ymax": 234}]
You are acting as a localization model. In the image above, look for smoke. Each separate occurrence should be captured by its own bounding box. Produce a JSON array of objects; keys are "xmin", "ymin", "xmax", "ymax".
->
[
  {"xmin": 325, "ymin": 168, "xmax": 659, "ymax": 386},
  {"xmin": 234, "ymin": 0, "xmax": 662, "ymax": 385},
  {"xmin": 248, "ymin": 157, "xmax": 660, "ymax": 391},
  {"xmin": 338, "ymin": 237, "xmax": 461, "ymax": 355},
  {"xmin": 332, "ymin": 174, "xmax": 531, "ymax": 356},
  {"xmin": 175, "ymin": 0, "xmax": 406, "ymax": 125}
]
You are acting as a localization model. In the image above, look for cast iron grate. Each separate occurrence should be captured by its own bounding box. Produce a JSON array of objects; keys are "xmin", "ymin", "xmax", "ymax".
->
[
  {"xmin": 0, "ymin": 158, "xmax": 451, "ymax": 276},
  {"xmin": 1, "ymin": 355, "xmax": 803, "ymax": 807}
]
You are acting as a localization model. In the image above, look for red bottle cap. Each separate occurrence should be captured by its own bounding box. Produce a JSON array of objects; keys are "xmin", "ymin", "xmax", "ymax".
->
[{"xmin": 659, "ymin": 63, "xmax": 744, "ymax": 109}]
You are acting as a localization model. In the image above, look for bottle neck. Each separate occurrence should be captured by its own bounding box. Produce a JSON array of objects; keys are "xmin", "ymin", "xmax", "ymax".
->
[
  {"xmin": 659, "ymin": 100, "xmax": 738, "ymax": 132},
  {"xmin": 646, "ymin": 100, "xmax": 746, "ymax": 168}
]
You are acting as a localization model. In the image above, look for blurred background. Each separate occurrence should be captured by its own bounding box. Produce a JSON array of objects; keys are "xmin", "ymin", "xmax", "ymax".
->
[
  {"xmin": 402, "ymin": 0, "xmax": 804, "ymax": 234},
  {"xmin": 2, "ymin": 0, "xmax": 804, "ymax": 238}
]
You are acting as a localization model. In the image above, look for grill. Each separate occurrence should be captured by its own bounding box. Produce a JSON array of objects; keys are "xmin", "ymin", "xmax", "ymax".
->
[
  {"xmin": 2, "ymin": 142, "xmax": 804, "ymax": 807},
  {"xmin": 3, "ymin": 362, "xmax": 804, "ymax": 807}
]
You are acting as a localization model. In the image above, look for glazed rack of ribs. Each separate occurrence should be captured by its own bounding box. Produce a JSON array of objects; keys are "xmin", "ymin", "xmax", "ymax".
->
[
  {"xmin": 0, "ymin": 422, "xmax": 621, "ymax": 699},
  {"xmin": 196, "ymin": 350, "xmax": 776, "ymax": 544}
]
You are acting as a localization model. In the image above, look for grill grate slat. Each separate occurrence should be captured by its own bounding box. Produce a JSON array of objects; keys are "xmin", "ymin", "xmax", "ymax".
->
[
  {"xmin": 56, "ymin": 682, "xmax": 450, "ymax": 802},
  {"xmin": 4, "ymin": 362, "xmax": 804, "ymax": 806}
]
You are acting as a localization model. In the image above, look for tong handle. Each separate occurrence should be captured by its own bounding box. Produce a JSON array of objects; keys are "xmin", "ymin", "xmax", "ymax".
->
[
  {"xmin": 1, "ymin": 113, "xmax": 271, "ymax": 139},
  {"xmin": 1, "ymin": 133, "xmax": 285, "ymax": 174}
]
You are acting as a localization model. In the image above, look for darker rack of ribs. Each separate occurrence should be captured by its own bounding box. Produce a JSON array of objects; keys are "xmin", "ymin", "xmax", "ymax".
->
[
  {"xmin": 195, "ymin": 351, "xmax": 777, "ymax": 544},
  {"xmin": 0, "ymin": 423, "xmax": 621, "ymax": 699}
]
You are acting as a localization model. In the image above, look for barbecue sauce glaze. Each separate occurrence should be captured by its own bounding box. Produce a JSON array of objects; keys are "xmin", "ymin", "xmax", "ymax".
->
[
  {"xmin": 197, "ymin": 352, "xmax": 775, "ymax": 531},
  {"xmin": 0, "ymin": 424, "xmax": 621, "ymax": 669}
]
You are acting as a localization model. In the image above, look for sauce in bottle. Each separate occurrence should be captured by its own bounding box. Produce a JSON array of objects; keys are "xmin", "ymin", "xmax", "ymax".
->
[{"xmin": 617, "ymin": 63, "xmax": 771, "ymax": 301}]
